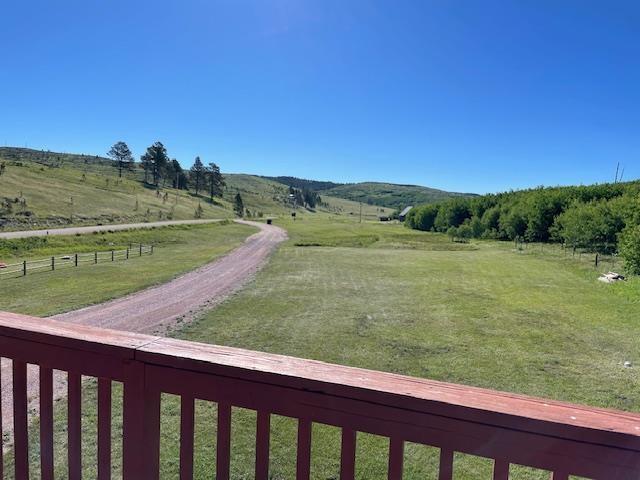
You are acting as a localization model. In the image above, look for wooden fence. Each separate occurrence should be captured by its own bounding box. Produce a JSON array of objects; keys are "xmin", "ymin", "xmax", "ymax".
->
[
  {"xmin": 0, "ymin": 244, "xmax": 153, "ymax": 279},
  {"xmin": 0, "ymin": 311, "xmax": 638, "ymax": 479}
]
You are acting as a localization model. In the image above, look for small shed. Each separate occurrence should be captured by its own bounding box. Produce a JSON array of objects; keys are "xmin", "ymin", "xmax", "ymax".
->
[{"xmin": 398, "ymin": 206, "xmax": 413, "ymax": 221}]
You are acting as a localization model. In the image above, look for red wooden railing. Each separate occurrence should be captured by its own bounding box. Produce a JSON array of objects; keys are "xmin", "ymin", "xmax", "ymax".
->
[{"xmin": 0, "ymin": 310, "xmax": 639, "ymax": 479}]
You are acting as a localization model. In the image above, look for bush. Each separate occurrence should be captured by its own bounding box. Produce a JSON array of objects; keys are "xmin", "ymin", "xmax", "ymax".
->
[{"xmin": 619, "ymin": 225, "xmax": 640, "ymax": 274}]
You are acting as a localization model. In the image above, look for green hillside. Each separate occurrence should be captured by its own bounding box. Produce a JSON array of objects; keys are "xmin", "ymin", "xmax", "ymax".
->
[
  {"xmin": 0, "ymin": 148, "xmax": 392, "ymax": 230},
  {"xmin": 265, "ymin": 175, "xmax": 476, "ymax": 210},
  {"xmin": 324, "ymin": 182, "xmax": 476, "ymax": 209}
]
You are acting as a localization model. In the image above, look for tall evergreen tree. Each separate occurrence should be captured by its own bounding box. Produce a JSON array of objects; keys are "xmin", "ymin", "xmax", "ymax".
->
[
  {"xmin": 190, "ymin": 156, "xmax": 205, "ymax": 195},
  {"xmin": 207, "ymin": 162, "xmax": 225, "ymax": 201},
  {"xmin": 140, "ymin": 141, "xmax": 169, "ymax": 186},
  {"xmin": 234, "ymin": 192, "xmax": 244, "ymax": 217},
  {"xmin": 107, "ymin": 141, "xmax": 134, "ymax": 178}
]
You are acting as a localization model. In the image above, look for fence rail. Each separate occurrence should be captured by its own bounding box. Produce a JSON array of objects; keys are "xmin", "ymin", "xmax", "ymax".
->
[
  {"xmin": 0, "ymin": 244, "xmax": 153, "ymax": 279},
  {"xmin": 0, "ymin": 311, "xmax": 638, "ymax": 479}
]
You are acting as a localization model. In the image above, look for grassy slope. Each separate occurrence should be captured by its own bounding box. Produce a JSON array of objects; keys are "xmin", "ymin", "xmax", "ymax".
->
[
  {"xmin": 0, "ymin": 222, "xmax": 255, "ymax": 316},
  {"xmin": 223, "ymin": 174, "xmax": 393, "ymax": 219},
  {"xmin": 0, "ymin": 160, "xmax": 233, "ymax": 226},
  {"xmin": 0, "ymin": 148, "xmax": 393, "ymax": 229}
]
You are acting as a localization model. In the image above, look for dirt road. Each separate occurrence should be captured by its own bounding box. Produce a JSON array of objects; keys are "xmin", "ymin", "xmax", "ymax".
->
[
  {"xmin": 0, "ymin": 218, "xmax": 226, "ymax": 239},
  {"xmin": 1, "ymin": 220, "xmax": 287, "ymax": 438}
]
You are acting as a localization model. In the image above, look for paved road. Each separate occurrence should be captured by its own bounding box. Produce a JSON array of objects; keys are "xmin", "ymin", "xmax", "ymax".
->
[
  {"xmin": 0, "ymin": 218, "xmax": 226, "ymax": 239},
  {"xmin": 0, "ymin": 220, "xmax": 288, "ymax": 437}
]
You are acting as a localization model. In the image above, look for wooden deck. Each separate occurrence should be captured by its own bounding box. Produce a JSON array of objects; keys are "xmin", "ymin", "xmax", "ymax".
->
[{"xmin": 0, "ymin": 310, "xmax": 638, "ymax": 479}]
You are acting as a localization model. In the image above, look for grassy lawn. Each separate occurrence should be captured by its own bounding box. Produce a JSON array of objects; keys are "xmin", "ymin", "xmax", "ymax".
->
[
  {"xmin": 0, "ymin": 222, "xmax": 256, "ymax": 316},
  {"xmin": 9, "ymin": 218, "xmax": 640, "ymax": 478},
  {"xmin": 173, "ymin": 218, "xmax": 639, "ymax": 479}
]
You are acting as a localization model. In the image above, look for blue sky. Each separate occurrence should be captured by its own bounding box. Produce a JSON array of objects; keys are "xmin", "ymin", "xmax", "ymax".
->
[{"xmin": 1, "ymin": 1, "xmax": 638, "ymax": 194}]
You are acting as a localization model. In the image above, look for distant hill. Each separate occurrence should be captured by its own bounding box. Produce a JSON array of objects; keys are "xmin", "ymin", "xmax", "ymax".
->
[
  {"xmin": 265, "ymin": 176, "xmax": 476, "ymax": 210},
  {"xmin": 263, "ymin": 176, "xmax": 341, "ymax": 192}
]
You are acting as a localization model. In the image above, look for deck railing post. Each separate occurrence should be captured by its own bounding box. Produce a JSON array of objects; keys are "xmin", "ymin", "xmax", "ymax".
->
[{"xmin": 122, "ymin": 361, "xmax": 161, "ymax": 480}]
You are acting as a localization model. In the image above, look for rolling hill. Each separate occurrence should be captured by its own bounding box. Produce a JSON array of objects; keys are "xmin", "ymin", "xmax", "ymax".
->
[
  {"xmin": 264, "ymin": 176, "xmax": 476, "ymax": 210},
  {"xmin": 0, "ymin": 148, "xmax": 391, "ymax": 230}
]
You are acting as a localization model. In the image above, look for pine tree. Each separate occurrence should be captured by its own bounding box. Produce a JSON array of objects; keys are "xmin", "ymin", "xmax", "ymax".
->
[
  {"xmin": 234, "ymin": 192, "xmax": 244, "ymax": 217},
  {"xmin": 190, "ymin": 157, "xmax": 205, "ymax": 195},
  {"xmin": 107, "ymin": 141, "xmax": 134, "ymax": 178},
  {"xmin": 140, "ymin": 142, "xmax": 169, "ymax": 186},
  {"xmin": 207, "ymin": 162, "xmax": 225, "ymax": 201}
]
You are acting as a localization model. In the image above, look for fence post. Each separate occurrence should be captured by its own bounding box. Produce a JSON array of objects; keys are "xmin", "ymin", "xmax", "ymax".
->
[
  {"xmin": 75, "ymin": 253, "xmax": 78, "ymax": 267},
  {"xmin": 150, "ymin": 245, "xmax": 154, "ymax": 255},
  {"xmin": 126, "ymin": 248, "xmax": 129, "ymax": 260},
  {"xmin": 595, "ymin": 254, "xmax": 599, "ymax": 267},
  {"xmin": 95, "ymin": 252, "xmax": 98, "ymax": 264},
  {"xmin": 111, "ymin": 250, "xmax": 115, "ymax": 262},
  {"xmin": 23, "ymin": 260, "xmax": 27, "ymax": 276},
  {"xmin": 51, "ymin": 256, "xmax": 55, "ymax": 271}
]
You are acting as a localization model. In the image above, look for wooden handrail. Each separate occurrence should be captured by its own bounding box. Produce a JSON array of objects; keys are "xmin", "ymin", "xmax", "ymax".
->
[{"xmin": 0, "ymin": 311, "xmax": 639, "ymax": 479}]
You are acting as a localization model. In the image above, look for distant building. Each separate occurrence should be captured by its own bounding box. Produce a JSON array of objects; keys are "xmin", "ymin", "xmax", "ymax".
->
[{"xmin": 398, "ymin": 206, "xmax": 413, "ymax": 221}]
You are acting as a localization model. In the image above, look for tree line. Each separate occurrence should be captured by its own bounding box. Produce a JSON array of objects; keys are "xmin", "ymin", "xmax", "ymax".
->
[
  {"xmin": 107, "ymin": 141, "xmax": 227, "ymax": 204},
  {"xmin": 288, "ymin": 185, "xmax": 322, "ymax": 209},
  {"xmin": 405, "ymin": 181, "xmax": 640, "ymax": 273}
]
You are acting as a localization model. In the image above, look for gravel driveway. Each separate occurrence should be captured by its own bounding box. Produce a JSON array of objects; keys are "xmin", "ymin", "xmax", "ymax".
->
[
  {"xmin": 0, "ymin": 220, "xmax": 288, "ymax": 440},
  {"xmin": 0, "ymin": 219, "xmax": 225, "ymax": 239}
]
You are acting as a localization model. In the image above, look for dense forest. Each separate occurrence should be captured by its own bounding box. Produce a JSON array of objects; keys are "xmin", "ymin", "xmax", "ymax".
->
[{"xmin": 405, "ymin": 181, "xmax": 640, "ymax": 273}]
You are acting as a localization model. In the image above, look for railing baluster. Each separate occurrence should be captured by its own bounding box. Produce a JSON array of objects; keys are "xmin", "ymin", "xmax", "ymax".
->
[
  {"xmin": 180, "ymin": 395, "xmax": 195, "ymax": 480},
  {"xmin": 493, "ymin": 459, "xmax": 509, "ymax": 479},
  {"xmin": 216, "ymin": 402, "xmax": 232, "ymax": 480},
  {"xmin": 0, "ymin": 361, "xmax": 3, "ymax": 480},
  {"xmin": 255, "ymin": 411, "xmax": 271, "ymax": 480},
  {"xmin": 68, "ymin": 372, "xmax": 82, "ymax": 480},
  {"xmin": 40, "ymin": 366, "xmax": 54, "ymax": 480},
  {"xmin": 296, "ymin": 418, "xmax": 312, "ymax": 480},
  {"xmin": 123, "ymin": 361, "xmax": 161, "ymax": 480},
  {"xmin": 13, "ymin": 360, "xmax": 29, "ymax": 480},
  {"xmin": 438, "ymin": 448, "xmax": 454, "ymax": 480},
  {"xmin": 98, "ymin": 378, "xmax": 112, "ymax": 480},
  {"xmin": 387, "ymin": 437, "xmax": 404, "ymax": 480},
  {"xmin": 340, "ymin": 427, "xmax": 356, "ymax": 480}
]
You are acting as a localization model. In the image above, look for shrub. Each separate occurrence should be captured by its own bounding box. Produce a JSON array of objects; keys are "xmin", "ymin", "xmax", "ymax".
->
[{"xmin": 619, "ymin": 225, "xmax": 640, "ymax": 274}]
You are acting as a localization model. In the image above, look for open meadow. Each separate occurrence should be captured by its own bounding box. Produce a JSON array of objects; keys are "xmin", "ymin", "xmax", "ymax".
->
[{"xmin": 6, "ymin": 217, "xmax": 638, "ymax": 479}]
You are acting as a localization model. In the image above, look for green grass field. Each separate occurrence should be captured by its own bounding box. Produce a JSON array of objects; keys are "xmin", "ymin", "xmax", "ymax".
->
[
  {"xmin": 0, "ymin": 222, "xmax": 256, "ymax": 316},
  {"xmin": 6, "ymin": 218, "xmax": 640, "ymax": 478}
]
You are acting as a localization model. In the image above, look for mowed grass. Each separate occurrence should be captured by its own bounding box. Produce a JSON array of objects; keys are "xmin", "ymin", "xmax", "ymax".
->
[
  {"xmin": 8, "ymin": 218, "xmax": 640, "ymax": 479},
  {"xmin": 173, "ymin": 218, "xmax": 639, "ymax": 479},
  {"xmin": 0, "ymin": 222, "xmax": 256, "ymax": 316}
]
